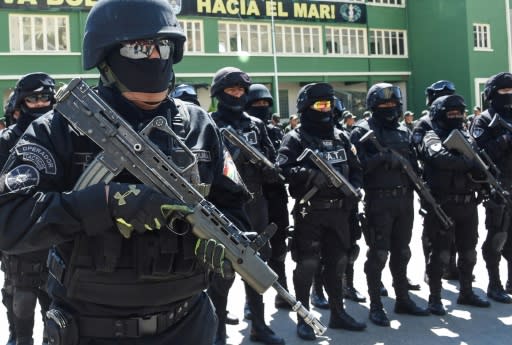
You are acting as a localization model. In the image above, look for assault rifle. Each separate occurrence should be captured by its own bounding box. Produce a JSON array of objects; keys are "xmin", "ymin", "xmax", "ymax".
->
[
  {"xmin": 296, "ymin": 148, "xmax": 362, "ymax": 204},
  {"xmin": 443, "ymin": 128, "xmax": 512, "ymax": 208},
  {"xmin": 54, "ymin": 78, "xmax": 326, "ymax": 335},
  {"xmin": 220, "ymin": 126, "xmax": 285, "ymax": 182},
  {"xmin": 359, "ymin": 130, "xmax": 454, "ymax": 230}
]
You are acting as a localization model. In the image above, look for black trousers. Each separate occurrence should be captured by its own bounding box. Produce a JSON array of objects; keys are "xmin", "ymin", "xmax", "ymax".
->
[{"xmin": 363, "ymin": 193, "xmax": 414, "ymax": 306}]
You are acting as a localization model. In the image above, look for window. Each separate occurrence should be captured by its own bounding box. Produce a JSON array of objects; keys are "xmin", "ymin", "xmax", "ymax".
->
[
  {"xmin": 218, "ymin": 22, "xmax": 271, "ymax": 54},
  {"xmin": 326, "ymin": 27, "xmax": 367, "ymax": 56},
  {"xmin": 9, "ymin": 14, "xmax": 69, "ymax": 53},
  {"xmin": 179, "ymin": 20, "xmax": 204, "ymax": 53},
  {"xmin": 473, "ymin": 24, "xmax": 491, "ymax": 50},
  {"xmin": 369, "ymin": 29, "xmax": 407, "ymax": 57},
  {"xmin": 367, "ymin": 0, "xmax": 405, "ymax": 7},
  {"xmin": 275, "ymin": 24, "xmax": 322, "ymax": 54}
]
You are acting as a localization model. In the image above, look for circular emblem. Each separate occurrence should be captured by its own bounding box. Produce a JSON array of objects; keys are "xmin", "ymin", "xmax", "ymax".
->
[
  {"xmin": 5, "ymin": 164, "xmax": 40, "ymax": 192},
  {"xmin": 340, "ymin": 4, "xmax": 362, "ymax": 23}
]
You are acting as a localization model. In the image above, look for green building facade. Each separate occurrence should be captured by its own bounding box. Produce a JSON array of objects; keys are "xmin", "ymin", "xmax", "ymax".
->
[{"xmin": 0, "ymin": 0, "xmax": 510, "ymax": 120}]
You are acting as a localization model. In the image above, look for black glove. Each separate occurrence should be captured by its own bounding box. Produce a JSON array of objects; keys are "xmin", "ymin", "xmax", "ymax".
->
[
  {"xmin": 261, "ymin": 165, "xmax": 281, "ymax": 184},
  {"xmin": 108, "ymin": 183, "xmax": 194, "ymax": 239},
  {"xmin": 195, "ymin": 238, "xmax": 235, "ymax": 279}
]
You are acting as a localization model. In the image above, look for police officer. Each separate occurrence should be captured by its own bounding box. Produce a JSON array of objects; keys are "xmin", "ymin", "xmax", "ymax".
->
[
  {"xmin": 350, "ymin": 83, "xmax": 430, "ymax": 327},
  {"xmin": 171, "ymin": 83, "xmax": 200, "ymax": 106},
  {"xmin": 0, "ymin": 72, "xmax": 56, "ymax": 345},
  {"xmin": 412, "ymin": 80, "xmax": 458, "ymax": 281},
  {"xmin": 278, "ymin": 82, "xmax": 366, "ymax": 341},
  {"xmin": 210, "ymin": 68, "xmax": 284, "ymax": 345},
  {"xmin": 0, "ymin": 1, "xmax": 249, "ymax": 344},
  {"xmin": 418, "ymin": 94, "xmax": 490, "ymax": 315},
  {"xmin": 245, "ymin": 84, "xmax": 291, "ymax": 310},
  {"xmin": 471, "ymin": 72, "xmax": 512, "ymax": 303}
]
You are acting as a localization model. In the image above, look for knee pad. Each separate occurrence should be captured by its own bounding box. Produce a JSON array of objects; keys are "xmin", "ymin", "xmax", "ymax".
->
[
  {"xmin": 491, "ymin": 232, "xmax": 508, "ymax": 252},
  {"xmin": 439, "ymin": 250, "xmax": 451, "ymax": 266},
  {"xmin": 13, "ymin": 289, "xmax": 37, "ymax": 319},
  {"xmin": 348, "ymin": 244, "xmax": 360, "ymax": 264},
  {"xmin": 375, "ymin": 249, "xmax": 389, "ymax": 266},
  {"xmin": 460, "ymin": 250, "xmax": 477, "ymax": 266}
]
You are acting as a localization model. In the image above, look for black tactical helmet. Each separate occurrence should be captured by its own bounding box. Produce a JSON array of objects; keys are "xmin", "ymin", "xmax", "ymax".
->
[
  {"xmin": 83, "ymin": 0, "xmax": 186, "ymax": 70},
  {"xmin": 296, "ymin": 83, "xmax": 334, "ymax": 113},
  {"xmin": 483, "ymin": 72, "xmax": 512, "ymax": 102},
  {"xmin": 425, "ymin": 80, "xmax": 456, "ymax": 106},
  {"xmin": 246, "ymin": 84, "xmax": 273, "ymax": 107},
  {"xmin": 13, "ymin": 72, "xmax": 55, "ymax": 109},
  {"xmin": 210, "ymin": 67, "xmax": 251, "ymax": 97},
  {"xmin": 366, "ymin": 83, "xmax": 402, "ymax": 111},
  {"xmin": 429, "ymin": 94, "xmax": 466, "ymax": 128},
  {"xmin": 4, "ymin": 91, "xmax": 16, "ymax": 119}
]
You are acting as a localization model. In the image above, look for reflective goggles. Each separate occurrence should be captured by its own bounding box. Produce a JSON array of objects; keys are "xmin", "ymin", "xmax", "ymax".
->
[
  {"xmin": 375, "ymin": 86, "xmax": 402, "ymax": 102},
  {"xmin": 120, "ymin": 38, "xmax": 174, "ymax": 60},
  {"xmin": 430, "ymin": 80, "xmax": 456, "ymax": 92},
  {"xmin": 25, "ymin": 93, "xmax": 52, "ymax": 104},
  {"xmin": 173, "ymin": 85, "xmax": 196, "ymax": 98},
  {"xmin": 311, "ymin": 100, "xmax": 332, "ymax": 112}
]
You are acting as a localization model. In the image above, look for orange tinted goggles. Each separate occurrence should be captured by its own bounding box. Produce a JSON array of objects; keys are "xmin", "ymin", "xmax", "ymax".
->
[{"xmin": 311, "ymin": 100, "xmax": 332, "ymax": 112}]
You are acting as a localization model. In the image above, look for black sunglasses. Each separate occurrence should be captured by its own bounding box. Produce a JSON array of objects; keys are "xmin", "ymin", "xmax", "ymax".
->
[{"xmin": 25, "ymin": 93, "xmax": 52, "ymax": 104}]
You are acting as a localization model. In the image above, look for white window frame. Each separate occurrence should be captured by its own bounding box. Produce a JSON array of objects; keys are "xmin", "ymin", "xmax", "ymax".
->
[
  {"xmin": 179, "ymin": 19, "xmax": 204, "ymax": 54},
  {"xmin": 9, "ymin": 14, "xmax": 70, "ymax": 53},
  {"xmin": 325, "ymin": 26, "xmax": 368, "ymax": 56},
  {"xmin": 274, "ymin": 24, "xmax": 322, "ymax": 55},
  {"xmin": 366, "ymin": 0, "xmax": 406, "ymax": 8},
  {"xmin": 218, "ymin": 21, "xmax": 271, "ymax": 54},
  {"xmin": 473, "ymin": 23, "xmax": 492, "ymax": 51},
  {"xmin": 369, "ymin": 29, "xmax": 408, "ymax": 57}
]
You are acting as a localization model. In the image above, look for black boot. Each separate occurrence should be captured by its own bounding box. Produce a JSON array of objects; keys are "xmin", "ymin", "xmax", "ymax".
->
[
  {"xmin": 487, "ymin": 282, "xmax": 512, "ymax": 304},
  {"xmin": 394, "ymin": 297, "xmax": 430, "ymax": 316},
  {"xmin": 225, "ymin": 310, "xmax": 239, "ymax": 325},
  {"xmin": 368, "ymin": 303, "xmax": 390, "ymax": 327},
  {"xmin": 343, "ymin": 271, "xmax": 366, "ymax": 303},
  {"xmin": 310, "ymin": 278, "xmax": 329, "ymax": 309},
  {"xmin": 458, "ymin": 291, "xmax": 491, "ymax": 307},
  {"xmin": 296, "ymin": 319, "xmax": 316, "ymax": 341},
  {"xmin": 379, "ymin": 281, "xmax": 388, "ymax": 297},
  {"xmin": 407, "ymin": 277, "xmax": 421, "ymax": 291},
  {"xmin": 427, "ymin": 295, "xmax": 446, "ymax": 316},
  {"xmin": 329, "ymin": 307, "xmax": 366, "ymax": 331}
]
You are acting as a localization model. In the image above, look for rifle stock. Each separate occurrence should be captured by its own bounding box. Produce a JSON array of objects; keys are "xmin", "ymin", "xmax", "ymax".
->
[
  {"xmin": 359, "ymin": 130, "xmax": 454, "ymax": 229},
  {"xmin": 54, "ymin": 78, "xmax": 326, "ymax": 335}
]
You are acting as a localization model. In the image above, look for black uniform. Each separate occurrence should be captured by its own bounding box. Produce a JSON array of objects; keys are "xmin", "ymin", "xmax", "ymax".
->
[
  {"xmin": 472, "ymin": 108, "xmax": 512, "ymax": 300},
  {"xmin": 351, "ymin": 118, "xmax": 416, "ymax": 304},
  {"xmin": 0, "ymin": 84, "xmax": 250, "ymax": 345},
  {"xmin": 418, "ymin": 94, "xmax": 489, "ymax": 313},
  {"xmin": 278, "ymin": 82, "xmax": 365, "ymax": 340}
]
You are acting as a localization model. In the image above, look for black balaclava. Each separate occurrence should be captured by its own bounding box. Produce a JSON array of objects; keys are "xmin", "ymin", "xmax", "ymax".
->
[
  {"xmin": 372, "ymin": 106, "xmax": 401, "ymax": 128},
  {"xmin": 246, "ymin": 105, "xmax": 271, "ymax": 122},
  {"xmin": 106, "ymin": 49, "xmax": 173, "ymax": 93},
  {"xmin": 300, "ymin": 109, "xmax": 335, "ymax": 139},
  {"xmin": 16, "ymin": 103, "xmax": 53, "ymax": 132},
  {"xmin": 217, "ymin": 92, "xmax": 248, "ymax": 114},
  {"xmin": 430, "ymin": 94, "xmax": 466, "ymax": 131}
]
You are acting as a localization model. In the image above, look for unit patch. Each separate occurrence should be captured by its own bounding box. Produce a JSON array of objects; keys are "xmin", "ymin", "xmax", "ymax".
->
[
  {"xmin": 323, "ymin": 149, "xmax": 347, "ymax": 164},
  {"xmin": 15, "ymin": 144, "xmax": 57, "ymax": 175},
  {"xmin": 193, "ymin": 150, "xmax": 212, "ymax": 162},
  {"xmin": 242, "ymin": 131, "xmax": 258, "ymax": 145},
  {"xmin": 5, "ymin": 164, "xmax": 40, "ymax": 192}
]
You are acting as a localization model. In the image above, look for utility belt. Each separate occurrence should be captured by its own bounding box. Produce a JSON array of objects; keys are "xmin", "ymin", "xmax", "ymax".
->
[
  {"xmin": 366, "ymin": 187, "xmax": 411, "ymax": 199},
  {"xmin": 307, "ymin": 198, "xmax": 344, "ymax": 209},
  {"xmin": 2, "ymin": 253, "xmax": 47, "ymax": 286},
  {"xmin": 46, "ymin": 294, "xmax": 201, "ymax": 343},
  {"xmin": 442, "ymin": 193, "xmax": 476, "ymax": 204}
]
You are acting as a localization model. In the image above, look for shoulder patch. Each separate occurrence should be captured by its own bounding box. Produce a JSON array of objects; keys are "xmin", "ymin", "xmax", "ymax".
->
[
  {"xmin": 243, "ymin": 130, "xmax": 258, "ymax": 146},
  {"xmin": 471, "ymin": 126, "xmax": 484, "ymax": 138},
  {"xmin": 430, "ymin": 143, "xmax": 443, "ymax": 152},
  {"xmin": 5, "ymin": 164, "xmax": 40, "ymax": 192},
  {"xmin": 15, "ymin": 144, "xmax": 57, "ymax": 175},
  {"xmin": 276, "ymin": 153, "xmax": 288, "ymax": 167}
]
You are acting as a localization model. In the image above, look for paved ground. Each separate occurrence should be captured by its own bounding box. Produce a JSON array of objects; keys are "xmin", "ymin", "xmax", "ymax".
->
[{"xmin": 1, "ymin": 200, "xmax": 511, "ymax": 345}]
